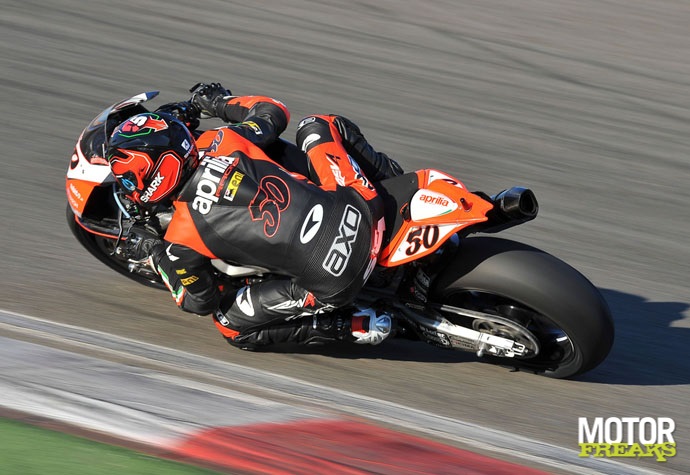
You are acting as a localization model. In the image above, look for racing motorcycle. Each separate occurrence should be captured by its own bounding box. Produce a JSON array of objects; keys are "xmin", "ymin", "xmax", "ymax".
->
[{"xmin": 66, "ymin": 92, "xmax": 614, "ymax": 379}]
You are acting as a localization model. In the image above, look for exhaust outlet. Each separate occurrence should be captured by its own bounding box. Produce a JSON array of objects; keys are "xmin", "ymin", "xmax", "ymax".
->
[
  {"xmin": 492, "ymin": 187, "xmax": 539, "ymax": 221},
  {"xmin": 475, "ymin": 187, "xmax": 539, "ymax": 234}
]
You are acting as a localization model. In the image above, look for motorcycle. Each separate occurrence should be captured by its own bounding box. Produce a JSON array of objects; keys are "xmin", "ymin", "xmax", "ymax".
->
[{"xmin": 66, "ymin": 91, "xmax": 614, "ymax": 379}]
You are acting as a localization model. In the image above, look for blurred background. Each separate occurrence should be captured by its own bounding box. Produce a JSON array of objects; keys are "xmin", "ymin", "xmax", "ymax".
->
[{"xmin": 2, "ymin": 1, "xmax": 689, "ymax": 473}]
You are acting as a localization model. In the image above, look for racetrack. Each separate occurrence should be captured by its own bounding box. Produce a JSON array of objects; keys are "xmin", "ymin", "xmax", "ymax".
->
[{"xmin": 2, "ymin": 0, "xmax": 689, "ymax": 473}]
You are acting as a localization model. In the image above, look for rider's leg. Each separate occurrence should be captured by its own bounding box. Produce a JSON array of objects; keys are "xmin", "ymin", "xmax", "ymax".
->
[
  {"xmin": 296, "ymin": 115, "xmax": 403, "ymax": 189},
  {"xmin": 212, "ymin": 278, "xmax": 392, "ymax": 349},
  {"xmin": 331, "ymin": 115, "xmax": 404, "ymax": 181}
]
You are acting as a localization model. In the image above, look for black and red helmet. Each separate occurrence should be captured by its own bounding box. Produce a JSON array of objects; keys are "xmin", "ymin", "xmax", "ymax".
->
[{"xmin": 107, "ymin": 112, "xmax": 199, "ymax": 206}]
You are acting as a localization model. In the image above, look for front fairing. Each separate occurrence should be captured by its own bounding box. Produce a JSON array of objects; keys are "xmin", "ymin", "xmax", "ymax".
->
[{"xmin": 66, "ymin": 92, "xmax": 159, "ymax": 217}]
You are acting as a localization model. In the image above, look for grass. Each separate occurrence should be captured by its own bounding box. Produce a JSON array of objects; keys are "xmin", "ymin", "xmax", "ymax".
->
[{"xmin": 0, "ymin": 417, "xmax": 224, "ymax": 475}]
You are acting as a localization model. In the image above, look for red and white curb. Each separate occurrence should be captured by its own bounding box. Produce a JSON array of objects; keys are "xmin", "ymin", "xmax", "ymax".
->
[{"xmin": 0, "ymin": 310, "xmax": 660, "ymax": 475}]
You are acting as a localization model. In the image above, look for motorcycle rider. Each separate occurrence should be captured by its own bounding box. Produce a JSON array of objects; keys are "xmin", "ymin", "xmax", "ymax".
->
[{"xmin": 107, "ymin": 83, "xmax": 404, "ymax": 349}]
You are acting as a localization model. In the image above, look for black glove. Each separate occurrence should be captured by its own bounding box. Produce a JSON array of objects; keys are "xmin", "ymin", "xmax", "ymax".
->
[
  {"xmin": 156, "ymin": 101, "xmax": 200, "ymax": 130},
  {"xmin": 189, "ymin": 82, "xmax": 233, "ymax": 119},
  {"xmin": 125, "ymin": 226, "xmax": 163, "ymax": 262}
]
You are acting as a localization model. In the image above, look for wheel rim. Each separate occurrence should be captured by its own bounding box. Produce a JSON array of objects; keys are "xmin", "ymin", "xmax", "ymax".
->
[
  {"xmin": 470, "ymin": 312, "xmax": 541, "ymax": 357},
  {"xmin": 442, "ymin": 290, "xmax": 577, "ymax": 372}
]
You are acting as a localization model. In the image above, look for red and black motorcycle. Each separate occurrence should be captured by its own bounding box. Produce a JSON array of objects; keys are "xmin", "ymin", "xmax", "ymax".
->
[{"xmin": 66, "ymin": 92, "xmax": 613, "ymax": 379}]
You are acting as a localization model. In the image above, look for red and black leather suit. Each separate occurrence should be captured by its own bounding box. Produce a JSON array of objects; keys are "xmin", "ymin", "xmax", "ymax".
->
[{"xmin": 152, "ymin": 95, "xmax": 402, "ymax": 348}]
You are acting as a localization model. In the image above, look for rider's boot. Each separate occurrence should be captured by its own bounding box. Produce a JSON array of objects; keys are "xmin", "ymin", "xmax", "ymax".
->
[
  {"xmin": 220, "ymin": 308, "xmax": 394, "ymax": 349},
  {"xmin": 331, "ymin": 115, "xmax": 405, "ymax": 181},
  {"xmin": 302, "ymin": 307, "xmax": 394, "ymax": 345},
  {"xmin": 349, "ymin": 307, "xmax": 394, "ymax": 345}
]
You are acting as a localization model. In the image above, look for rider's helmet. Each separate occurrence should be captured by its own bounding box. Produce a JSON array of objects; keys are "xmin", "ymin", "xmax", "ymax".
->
[{"xmin": 106, "ymin": 112, "xmax": 199, "ymax": 206}]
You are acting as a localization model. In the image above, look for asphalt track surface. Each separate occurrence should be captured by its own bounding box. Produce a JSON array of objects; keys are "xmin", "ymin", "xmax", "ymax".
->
[{"xmin": 2, "ymin": 0, "xmax": 689, "ymax": 473}]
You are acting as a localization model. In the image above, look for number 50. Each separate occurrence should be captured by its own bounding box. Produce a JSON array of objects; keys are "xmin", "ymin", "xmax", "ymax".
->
[{"xmin": 405, "ymin": 225, "xmax": 439, "ymax": 256}]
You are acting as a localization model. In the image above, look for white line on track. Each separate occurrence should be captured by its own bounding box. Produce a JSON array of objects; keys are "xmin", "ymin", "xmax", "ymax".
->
[{"xmin": 0, "ymin": 309, "xmax": 663, "ymax": 475}]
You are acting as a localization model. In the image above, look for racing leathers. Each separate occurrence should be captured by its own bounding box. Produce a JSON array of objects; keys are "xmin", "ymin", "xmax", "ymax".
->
[{"xmin": 150, "ymin": 94, "xmax": 402, "ymax": 348}]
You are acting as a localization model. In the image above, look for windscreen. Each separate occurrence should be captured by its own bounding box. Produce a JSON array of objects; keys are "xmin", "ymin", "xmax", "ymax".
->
[{"xmin": 76, "ymin": 91, "xmax": 159, "ymax": 164}]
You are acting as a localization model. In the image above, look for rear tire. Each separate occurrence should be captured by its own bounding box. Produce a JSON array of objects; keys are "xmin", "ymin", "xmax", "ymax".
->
[
  {"xmin": 431, "ymin": 237, "xmax": 613, "ymax": 378},
  {"xmin": 66, "ymin": 205, "xmax": 166, "ymax": 290}
]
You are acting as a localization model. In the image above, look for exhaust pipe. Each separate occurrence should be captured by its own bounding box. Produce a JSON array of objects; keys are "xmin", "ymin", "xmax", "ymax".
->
[
  {"xmin": 492, "ymin": 187, "xmax": 539, "ymax": 220},
  {"xmin": 479, "ymin": 187, "xmax": 539, "ymax": 233}
]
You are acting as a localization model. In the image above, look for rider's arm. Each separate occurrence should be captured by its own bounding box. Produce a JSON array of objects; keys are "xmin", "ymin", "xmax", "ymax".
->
[
  {"xmin": 150, "ymin": 243, "xmax": 220, "ymax": 316},
  {"xmin": 218, "ymin": 96, "xmax": 290, "ymax": 148},
  {"xmin": 190, "ymin": 83, "xmax": 290, "ymax": 149}
]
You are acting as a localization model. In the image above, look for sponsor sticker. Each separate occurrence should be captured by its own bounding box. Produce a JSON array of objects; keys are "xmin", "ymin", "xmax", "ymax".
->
[
  {"xmin": 180, "ymin": 275, "xmax": 199, "ymax": 286},
  {"xmin": 410, "ymin": 189, "xmax": 457, "ymax": 221},
  {"xmin": 322, "ymin": 205, "xmax": 360, "ymax": 277},
  {"xmin": 69, "ymin": 183, "xmax": 83, "ymax": 202},
  {"xmin": 192, "ymin": 156, "xmax": 233, "ymax": 214},
  {"xmin": 223, "ymin": 171, "xmax": 245, "ymax": 201},
  {"xmin": 419, "ymin": 192, "xmax": 450, "ymax": 207},
  {"xmin": 243, "ymin": 121, "xmax": 263, "ymax": 135}
]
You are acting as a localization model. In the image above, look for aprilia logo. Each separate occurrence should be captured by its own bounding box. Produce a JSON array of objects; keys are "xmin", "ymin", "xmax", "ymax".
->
[
  {"xmin": 140, "ymin": 172, "xmax": 164, "ymax": 203},
  {"xmin": 323, "ymin": 205, "xmax": 360, "ymax": 276},
  {"xmin": 192, "ymin": 157, "xmax": 232, "ymax": 214},
  {"xmin": 419, "ymin": 193, "xmax": 449, "ymax": 207}
]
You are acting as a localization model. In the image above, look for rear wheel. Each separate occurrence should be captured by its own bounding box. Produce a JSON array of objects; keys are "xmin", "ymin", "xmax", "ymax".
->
[
  {"xmin": 66, "ymin": 205, "xmax": 165, "ymax": 290},
  {"xmin": 431, "ymin": 237, "xmax": 613, "ymax": 378}
]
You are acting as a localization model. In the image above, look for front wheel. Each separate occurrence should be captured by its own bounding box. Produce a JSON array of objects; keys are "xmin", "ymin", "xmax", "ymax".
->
[
  {"xmin": 66, "ymin": 205, "xmax": 166, "ymax": 290},
  {"xmin": 430, "ymin": 237, "xmax": 614, "ymax": 378}
]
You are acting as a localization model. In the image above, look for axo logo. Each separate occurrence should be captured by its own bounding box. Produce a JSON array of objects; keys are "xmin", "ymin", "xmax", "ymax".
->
[
  {"xmin": 578, "ymin": 417, "xmax": 676, "ymax": 462},
  {"xmin": 322, "ymin": 205, "xmax": 360, "ymax": 277}
]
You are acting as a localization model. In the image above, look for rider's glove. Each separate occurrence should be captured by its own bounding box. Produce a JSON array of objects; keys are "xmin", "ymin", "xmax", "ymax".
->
[
  {"xmin": 156, "ymin": 101, "xmax": 200, "ymax": 130},
  {"xmin": 126, "ymin": 226, "xmax": 163, "ymax": 263},
  {"xmin": 189, "ymin": 82, "xmax": 233, "ymax": 119}
]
